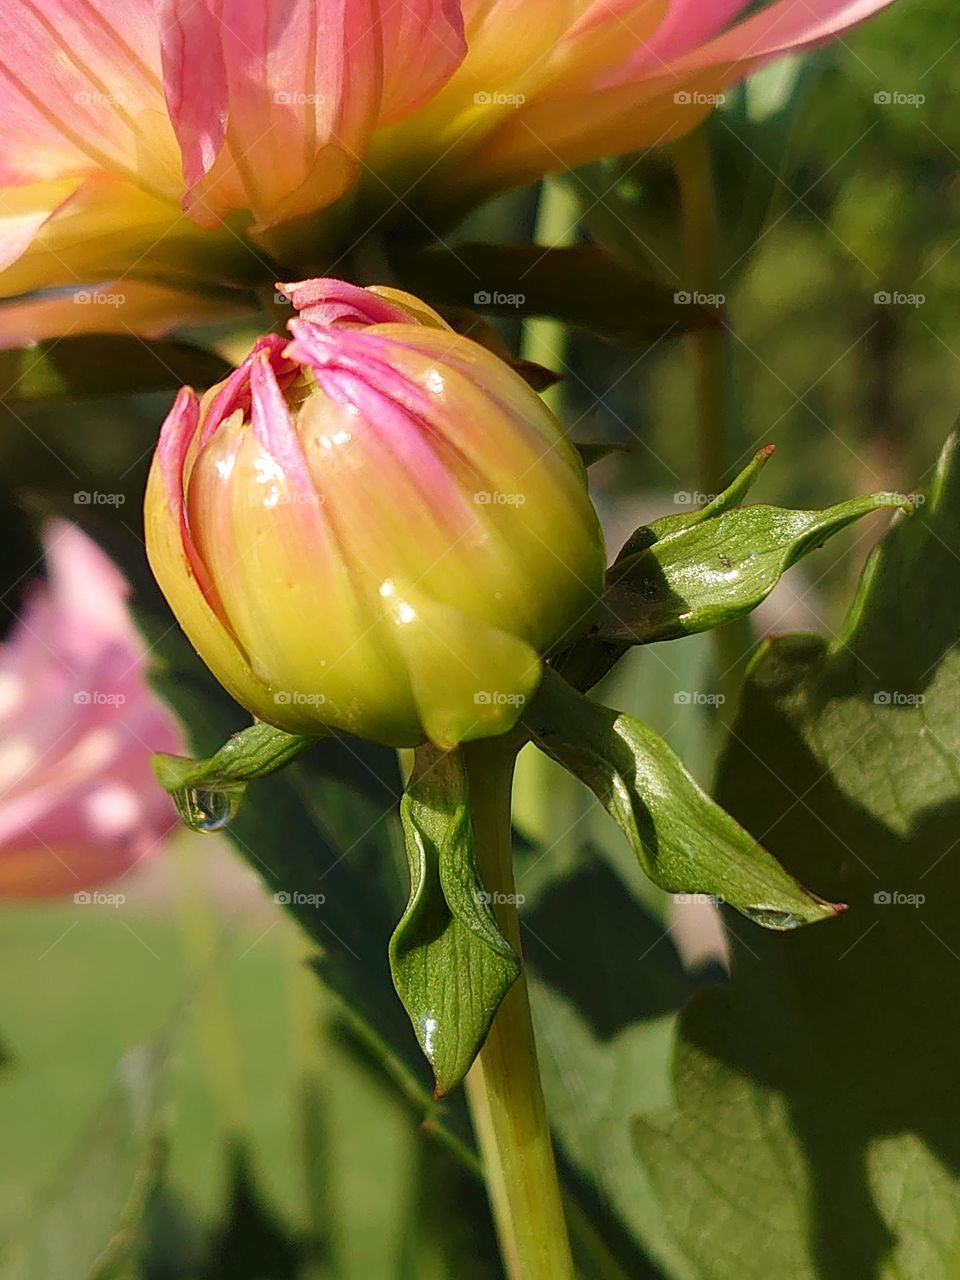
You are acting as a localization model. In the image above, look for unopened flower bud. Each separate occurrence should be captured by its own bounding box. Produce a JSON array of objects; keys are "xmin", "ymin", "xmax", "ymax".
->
[{"xmin": 145, "ymin": 279, "xmax": 605, "ymax": 748}]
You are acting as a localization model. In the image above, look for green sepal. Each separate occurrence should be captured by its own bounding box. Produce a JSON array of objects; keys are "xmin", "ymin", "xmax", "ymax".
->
[
  {"xmin": 153, "ymin": 722, "xmax": 319, "ymax": 832},
  {"xmin": 389, "ymin": 746, "xmax": 520, "ymax": 1096},
  {"xmin": 601, "ymin": 489, "xmax": 909, "ymax": 646},
  {"xmin": 522, "ymin": 667, "xmax": 842, "ymax": 931},
  {"xmin": 556, "ymin": 449, "xmax": 909, "ymax": 691},
  {"xmin": 575, "ymin": 441, "xmax": 629, "ymax": 469}
]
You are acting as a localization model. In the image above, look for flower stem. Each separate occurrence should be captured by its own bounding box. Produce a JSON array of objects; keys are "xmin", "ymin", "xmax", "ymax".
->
[
  {"xmin": 462, "ymin": 738, "xmax": 575, "ymax": 1280},
  {"xmin": 522, "ymin": 177, "xmax": 581, "ymax": 418},
  {"xmin": 674, "ymin": 126, "xmax": 753, "ymax": 715}
]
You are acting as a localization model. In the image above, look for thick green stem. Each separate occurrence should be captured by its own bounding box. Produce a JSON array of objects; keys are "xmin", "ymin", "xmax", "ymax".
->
[
  {"xmin": 521, "ymin": 177, "xmax": 581, "ymax": 418},
  {"xmin": 462, "ymin": 738, "xmax": 575, "ymax": 1280},
  {"xmin": 674, "ymin": 127, "xmax": 753, "ymax": 715}
]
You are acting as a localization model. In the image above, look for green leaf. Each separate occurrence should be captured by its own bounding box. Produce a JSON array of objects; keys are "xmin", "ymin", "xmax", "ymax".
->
[
  {"xmin": 0, "ymin": 1046, "xmax": 167, "ymax": 1280},
  {"xmin": 0, "ymin": 338, "xmax": 230, "ymax": 414},
  {"xmin": 399, "ymin": 243, "xmax": 720, "ymax": 346},
  {"xmin": 633, "ymin": 429, "xmax": 960, "ymax": 1279},
  {"xmin": 599, "ymin": 489, "xmax": 907, "ymax": 645},
  {"xmin": 389, "ymin": 745, "xmax": 520, "ymax": 1096},
  {"xmin": 522, "ymin": 666, "xmax": 841, "ymax": 930}
]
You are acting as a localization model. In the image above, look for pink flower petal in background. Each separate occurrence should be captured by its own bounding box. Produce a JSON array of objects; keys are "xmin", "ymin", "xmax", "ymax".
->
[
  {"xmin": 0, "ymin": 280, "xmax": 252, "ymax": 349},
  {"xmin": 388, "ymin": 0, "xmax": 896, "ymax": 202},
  {"xmin": 0, "ymin": 521, "xmax": 183, "ymax": 899},
  {"xmin": 159, "ymin": 0, "xmax": 465, "ymax": 226}
]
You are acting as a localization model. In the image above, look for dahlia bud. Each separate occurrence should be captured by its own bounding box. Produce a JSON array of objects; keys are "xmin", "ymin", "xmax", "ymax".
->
[{"xmin": 144, "ymin": 279, "xmax": 605, "ymax": 749}]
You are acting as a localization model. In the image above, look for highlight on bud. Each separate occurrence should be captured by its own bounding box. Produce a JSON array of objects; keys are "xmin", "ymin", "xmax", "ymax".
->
[{"xmin": 145, "ymin": 279, "xmax": 605, "ymax": 750}]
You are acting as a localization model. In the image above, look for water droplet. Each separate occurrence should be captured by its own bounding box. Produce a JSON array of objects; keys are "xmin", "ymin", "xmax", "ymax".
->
[
  {"xmin": 737, "ymin": 905, "xmax": 808, "ymax": 931},
  {"xmin": 173, "ymin": 785, "xmax": 244, "ymax": 833}
]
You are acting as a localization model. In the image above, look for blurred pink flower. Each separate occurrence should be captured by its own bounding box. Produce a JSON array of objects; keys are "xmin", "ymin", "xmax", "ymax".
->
[
  {"xmin": 0, "ymin": 0, "xmax": 894, "ymax": 339},
  {"xmin": 0, "ymin": 521, "xmax": 182, "ymax": 898}
]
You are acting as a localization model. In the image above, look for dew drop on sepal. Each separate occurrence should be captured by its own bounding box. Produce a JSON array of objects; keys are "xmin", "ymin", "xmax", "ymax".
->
[{"xmin": 172, "ymin": 785, "xmax": 244, "ymax": 833}]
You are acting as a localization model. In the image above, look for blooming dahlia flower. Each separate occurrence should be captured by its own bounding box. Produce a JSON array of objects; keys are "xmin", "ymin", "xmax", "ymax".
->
[
  {"xmin": 0, "ymin": 0, "xmax": 892, "ymax": 342},
  {"xmin": 144, "ymin": 278, "xmax": 606, "ymax": 748},
  {"xmin": 0, "ymin": 522, "xmax": 182, "ymax": 897}
]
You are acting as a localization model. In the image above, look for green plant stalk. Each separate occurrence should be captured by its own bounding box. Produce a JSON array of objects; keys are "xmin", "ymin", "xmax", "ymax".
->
[
  {"xmin": 171, "ymin": 835, "xmax": 247, "ymax": 1136},
  {"xmin": 521, "ymin": 178, "xmax": 581, "ymax": 418},
  {"xmin": 674, "ymin": 126, "xmax": 753, "ymax": 714},
  {"xmin": 462, "ymin": 738, "xmax": 575, "ymax": 1280}
]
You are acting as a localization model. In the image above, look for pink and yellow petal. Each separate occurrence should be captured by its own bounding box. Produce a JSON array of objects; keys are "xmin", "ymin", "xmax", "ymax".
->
[
  {"xmin": 0, "ymin": 279, "xmax": 252, "ymax": 348},
  {"xmin": 0, "ymin": 0, "xmax": 180, "ymax": 199}
]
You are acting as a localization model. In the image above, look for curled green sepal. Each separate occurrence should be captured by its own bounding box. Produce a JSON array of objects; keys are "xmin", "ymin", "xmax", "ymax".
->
[
  {"xmin": 153, "ymin": 722, "xmax": 319, "ymax": 833},
  {"xmin": 522, "ymin": 667, "xmax": 843, "ymax": 931},
  {"xmin": 389, "ymin": 745, "xmax": 520, "ymax": 1096}
]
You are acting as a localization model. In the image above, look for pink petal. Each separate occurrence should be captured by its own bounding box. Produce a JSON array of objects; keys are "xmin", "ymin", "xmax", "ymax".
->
[
  {"xmin": 378, "ymin": 0, "xmax": 466, "ymax": 124},
  {"xmin": 156, "ymin": 386, "xmax": 227, "ymax": 625},
  {"xmin": 0, "ymin": 280, "xmax": 252, "ymax": 349},
  {"xmin": 664, "ymin": 0, "xmax": 897, "ymax": 77},
  {"xmin": 249, "ymin": 349, "xmax": 321, "ymax": 504},
  {"xmin": 279, "ymin": 277, "xmax": 417, "ymax": 327},
  {"xmin": 578, "ymin": 0, "xmax": 751, "ymax": 70},
  {"xmin": 161, "ymin": 0, "xmax": 382, "ymax": 225},
  {"xmin": 0, "ymin": 0, "xmax": 179, "ymax": 197},
  {"xmin": 41, "ymin": 519, "xmax": 133, "ymax": 658},
  {"xmin": 0, "ymin": 179, "xmax": 84, "ymax": 274},
  {"xmin": 0, "ymin": 521, "xmax": 183, "ymax": 899}
]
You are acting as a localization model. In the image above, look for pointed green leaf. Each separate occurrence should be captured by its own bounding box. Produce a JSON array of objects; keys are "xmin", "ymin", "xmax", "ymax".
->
[
  {"xmin": 522, "ymin": 667, "xmax": 840, "ymax": 930},
  {"xmin": 389, "ymin": 746, "xmax": 520, "ymax": 1096}
]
